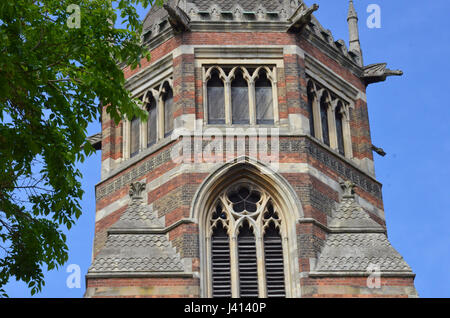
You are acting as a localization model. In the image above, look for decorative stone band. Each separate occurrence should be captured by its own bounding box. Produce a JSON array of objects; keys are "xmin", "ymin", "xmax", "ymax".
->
[
  {"xmin": 95, "ymin": 136, "xmax": 383, "ymax": 202},
  {"xmin": 108, "ymin": 218, "xmax": 195, "ymax": 235},
  {"xmin": 308, "ymin": 271, "xmax": 416, "ymax": 278},
  {"xmin": 86, "ymin": 272, "xmax": 195, "ymax": 279},
  {"xmin": 298, "ymin": 218, "xmax": 386, "ymax": 234}
]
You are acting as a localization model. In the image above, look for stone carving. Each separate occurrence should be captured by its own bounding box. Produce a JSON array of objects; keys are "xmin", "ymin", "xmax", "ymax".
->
[
  {"xmin": 362, "ymin": 63, "xmax": 404, "ymax": 85},
  {"xmin": 188, "ymin": 7, "xmax": 198, "ymax": 18},
  {"xmin": 335, "ymin": 39, "xmax": 349, "ymax": 57},
  {"xmin": 210, "ymin": 5, "xmax": 221, "ymax": 21},
  {"xmin": 86, "ymin": 132, "xmax": 102, "ymax": 150},
  {"xmin": 233, "ymin": 6, "xmax": 243, "ymax": 20},
  {"xmin": 256, "ymin": 6, "xmax": 265, "ymax": 20},
  {"xmin": 340, "ymin": 180, "xmax": 355, "ymax": 198},
  {"xmin": 151, "ymin": 22, "xmax": 160, "ymax": 35},
  {"xmin": 129, "ymin": 181, "xmax": 146, "ymax": 201},
  {"xmin": 163, "ymin": 3, "xmax": 191, "ymax": 33},
  {"xmin": 287, "ymin": 3, "xmax": 319, "ymax": 32}
]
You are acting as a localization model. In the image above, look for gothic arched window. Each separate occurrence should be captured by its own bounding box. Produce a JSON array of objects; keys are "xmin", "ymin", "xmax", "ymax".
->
[
  {"xmin": 320, "ymin": 94, "xmax": 330, "ymax": 147},
  {"xmin": 305, "ymin": 76, "xmax": 354, "ymax": 158},
  {"xmin": 207, "ymin": 69, "xmax": 226, "ymax": 125},
  {"xmin": 209, "ymin": 182, "xmax": 286, "ymax": 298},
  {"xmin": 204, "ymin": 65, "xmax": 278, "ymax": 126},
  {"xmin": 162, "ymin": 82, "xmax": 174, "ymax": 137},
  {"xmin": 307, "ymin": 80, "xmax": 316, "ymax": 137},
  {"xmin": 335, "ymin": 101, "xmax": 345, "ymax": 156},
  {"xmin": 255, "ymin": 69, "xmax": 274, "ymax": 125},
  {"xmin": 146, "ymin": 94, "xmax": 157, "ymax": 148},
  {"xmin": 130, "ymin": 116, "xmax": 140, "ymax": 158},
  {"xmin": 231, "ymin": 69, "xmax": 249, "ymax": 124}
]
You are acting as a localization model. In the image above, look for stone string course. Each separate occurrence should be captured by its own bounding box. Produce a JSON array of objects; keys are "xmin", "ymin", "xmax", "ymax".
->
[{"xmin": 96, "ymin": 136, "xmax": 382, "ymax": 202}]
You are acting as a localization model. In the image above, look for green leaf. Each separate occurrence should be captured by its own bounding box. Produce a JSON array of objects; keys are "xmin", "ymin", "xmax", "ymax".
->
[{"xmin": 0, "ymin": 0, "xmax": 164, "ymax": 296}]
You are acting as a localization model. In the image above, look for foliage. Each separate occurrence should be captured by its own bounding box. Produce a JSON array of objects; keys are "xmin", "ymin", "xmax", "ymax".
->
[{"xmin": 0, "ymin": 0, "xmax": 163, "ymax": 296}]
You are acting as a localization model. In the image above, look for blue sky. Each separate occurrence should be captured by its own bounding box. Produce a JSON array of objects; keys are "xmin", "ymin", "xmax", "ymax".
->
[{"xmin": 3, "ymin": 0, "xmax": 450, "ymax": 298}]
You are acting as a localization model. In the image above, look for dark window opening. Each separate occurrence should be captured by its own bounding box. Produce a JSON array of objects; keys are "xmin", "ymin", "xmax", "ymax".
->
[
  {"xmin": 335, "ymin": 102, "xmax": 345, "ymax": 156},
  {"xmin": 130, "ymin": 116, "xmax": 140, "ymax": 158},
  {"xmin": 320, "ymin": 95, "xmax": 330, "ymax": 147},
  {"xmin": 147, "ymin": 94, "xmax": 157, "ymax": 147},
  {"xmin": 163, "ymin": 82, "xmax": 174, "ymax": 137},
  {"xmin": 231, "ymin": 70, "xmax": 249, "ymax": 125},
  {"xmin": 207, "ymin": 70, "xmax": 226, "ymax": 125},
  {"xmin": 255, "ymin": 70, "xmax": 274, "ymax": 125},
  {"xmin": 307, "ymin": 81, "xmax": 316, "ymax": 137}
]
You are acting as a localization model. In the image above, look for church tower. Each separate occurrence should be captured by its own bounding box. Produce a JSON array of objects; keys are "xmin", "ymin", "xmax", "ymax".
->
[{"xmin": 85, "ymin": 0, "xmax": 417, "ymax": 298}]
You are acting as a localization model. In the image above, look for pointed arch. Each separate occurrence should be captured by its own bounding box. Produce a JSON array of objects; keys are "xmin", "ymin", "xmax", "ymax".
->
[{"xmin": 192, "ymin": 157, "xmax": 302, "ymax": 298}]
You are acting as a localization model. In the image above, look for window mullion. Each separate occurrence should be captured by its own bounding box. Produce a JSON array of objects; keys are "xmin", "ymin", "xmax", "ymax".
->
[
  {"xmin": 224, "ymin": 79, "xmax": 232, "ymax": 126},
  {"xmin": 256, "ymin": 235, "xmax": 267, "ymax": 298},
  {"xmin": 157, "ymin": 93, "xmax": 164, "ymax": 140},
  {"xmin": 328, "ymin": 99, "xmax": 339, "ymax": 150},
  {"xmin": 203, "ymin": 67, "xmax": 209, "ymax": 126},
  {"xmin": 230, "ymin": 235, "xmax": 240, "ymax": 298},
  {"xmin": 314, "ymin": 89, "xmax": 324, "ymax": 141},
  {"xmin": 248, "ymin": 79, "xmax": 256, "ymax": 125},
  {"xmin": 206, "ymin": 236, "xmax": 213, "ymax": 298},
  {"xmin": 342, "ymin": 105, "xmax": 353, "ymax": 158},
  {"xmin": 271, "ymin": 68, "xmax": 279, "ymax": 125}
]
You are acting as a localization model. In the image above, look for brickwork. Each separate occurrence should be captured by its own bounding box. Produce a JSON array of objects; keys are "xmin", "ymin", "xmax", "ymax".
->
[{"xmin": 86, "ymin": 4, "xmax": 417, "ymax": 298}]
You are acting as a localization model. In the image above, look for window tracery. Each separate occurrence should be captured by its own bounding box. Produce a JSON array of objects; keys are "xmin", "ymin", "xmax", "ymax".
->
[
  {"xmin": 306, "ymin": 77, "xmax": 353, "ymax": 158},
  {"xmin": 204, "ymin": 66, "xmax": 278, "ymax": 126},
  {"xmin": 208, "ymin": 182, "xmax": 286, "ymax": 298},
  {"xmin": 123, "ymin": 78, "xmax": 173, "ymax": 159}
]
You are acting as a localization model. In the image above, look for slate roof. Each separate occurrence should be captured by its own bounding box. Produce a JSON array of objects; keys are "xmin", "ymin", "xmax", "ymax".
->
[
  {"xmin": 110, "ymin": 198, "xmax": 164, "ymax": 230},
  {"xmin": 190, "ymin": 0, "xmax": 284, "ymax": 12},
  {"xmin": 88, "ymin": 182, "xmax": 184, "ymax": 275},
  {"xmin": 89, "ymin": 234, "xmax": 184, "ymax": 272},
  {"xmin": 314, "ymin": 233, "xmax": 412, "ymax": 272},
  {"xmin": 328, "ymin": 194, "xmax": 384, "ymax": 231},
  {"xmin": 313, "ymin": 182, "xmax": 414, "ymax": 275}
]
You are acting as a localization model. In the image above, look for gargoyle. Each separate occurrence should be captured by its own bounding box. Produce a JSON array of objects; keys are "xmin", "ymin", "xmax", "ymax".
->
[
  {"xmin": 287, "ymin": 3, "xmax": 319, "ymax": 32},
  {"xmin": 362, "ymin": 63, "xmax": 403, "ymax": 85},
  {"xmin": 163, "ymin": 3, "xmax": 191, "ymax": 33}
]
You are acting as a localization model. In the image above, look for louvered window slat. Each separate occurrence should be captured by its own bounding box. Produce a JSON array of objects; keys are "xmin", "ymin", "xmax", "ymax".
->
[
  {"xmin": 238, "ymin": 222, "xmax": 258, "ymax": 298},
  {"xmin": 211, "ymin": 223, "xmax": 232, "ymax": 298},
  {"xmin": 264, "ymin": 231, "xmax": 285, "ymax": 298},
  {"xmin": 210, "ymin": 185, "xmax": 288, "ymax": 298}
]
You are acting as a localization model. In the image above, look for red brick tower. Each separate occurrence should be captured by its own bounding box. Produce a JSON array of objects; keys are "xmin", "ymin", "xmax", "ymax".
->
[{"xmin": 85, "ymin": 0, "xmax": 417, "ymax": 298}]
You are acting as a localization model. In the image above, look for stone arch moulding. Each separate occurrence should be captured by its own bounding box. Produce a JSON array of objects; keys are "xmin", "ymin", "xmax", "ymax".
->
[{"xmin": 190, "ymin": 156, "xmax": 303, "ymax": 298}]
